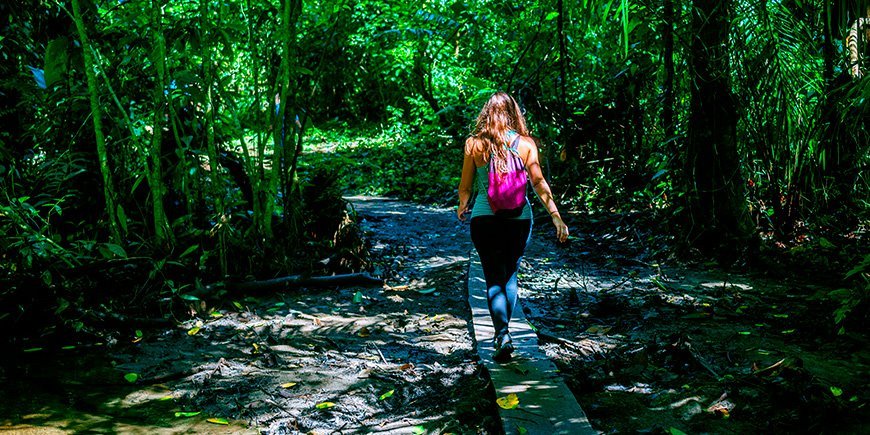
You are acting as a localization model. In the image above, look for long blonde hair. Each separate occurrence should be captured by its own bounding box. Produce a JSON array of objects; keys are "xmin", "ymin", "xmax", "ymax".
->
[{"xmin": 465, "ymin": 92, "xmax": 530, "ymax": 173}]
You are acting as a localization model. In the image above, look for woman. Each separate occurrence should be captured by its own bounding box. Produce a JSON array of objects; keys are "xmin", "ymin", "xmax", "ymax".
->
[{"xmin": 457, "ymin": 92, "xmax": 569, "ymax": 362}]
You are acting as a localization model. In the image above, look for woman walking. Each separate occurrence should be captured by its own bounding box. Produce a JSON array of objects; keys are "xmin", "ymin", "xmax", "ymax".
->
[{"xmin": 457, "ymin": 92, "xmax": 569, "ymax": 362}]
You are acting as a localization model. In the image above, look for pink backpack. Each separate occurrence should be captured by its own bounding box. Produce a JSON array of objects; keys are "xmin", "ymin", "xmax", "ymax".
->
[{"xmin": 487, "ymin": 135, "xmax": 527, "ymax": 217}]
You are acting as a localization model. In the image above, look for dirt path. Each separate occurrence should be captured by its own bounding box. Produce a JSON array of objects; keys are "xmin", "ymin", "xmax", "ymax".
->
[
  {"xmin": 2, "ymin": 196, "xmax": 867, "ymax": 434},
  {"xmin": 0, "ymin": 196, "xmax": 499, "ymax": 434}
]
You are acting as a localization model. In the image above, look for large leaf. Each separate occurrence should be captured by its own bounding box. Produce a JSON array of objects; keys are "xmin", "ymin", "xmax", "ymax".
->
[{"xmin": 44, "ymin": 38, "xmax": 68, "ymax": 87}]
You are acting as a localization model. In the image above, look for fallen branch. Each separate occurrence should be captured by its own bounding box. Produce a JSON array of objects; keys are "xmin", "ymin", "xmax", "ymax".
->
[
  {"xmin": 536, "ymin": 331, "xmax": 602, "ymax": 357},
  {"xmin": 203, "ymin": 272, "xmax": 383, "ymax": 295},
  {"xmin": 684, "ymin": 341, "xmax": 720, "ymax": 379}
]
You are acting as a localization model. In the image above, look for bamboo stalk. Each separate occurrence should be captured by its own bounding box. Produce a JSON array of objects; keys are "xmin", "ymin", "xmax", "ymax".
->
[{"xmin": 71, "ymin": 0, "xmax": 125, "ymax": 243}]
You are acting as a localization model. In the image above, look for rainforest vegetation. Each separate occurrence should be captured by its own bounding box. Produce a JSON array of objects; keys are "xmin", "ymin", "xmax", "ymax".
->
[{"xmin": 0, "ymin": 0, "xmax": 868, "ymax": 432}]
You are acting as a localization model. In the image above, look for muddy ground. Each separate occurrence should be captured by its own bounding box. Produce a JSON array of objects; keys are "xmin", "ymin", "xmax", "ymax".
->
[
  {"xmin": 1, "ymin": 196, "xmax": 867, "ymax": 434},
  {"xmin": 0, "ymin": 197, "xmax": 499, "ymax": 434},
  {"xmin": 520, "ymin": 212, "xmax": 870, "ymax": 434}
]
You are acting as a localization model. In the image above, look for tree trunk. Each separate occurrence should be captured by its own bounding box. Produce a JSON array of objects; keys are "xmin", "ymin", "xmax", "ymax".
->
[
  {"xmin": 149, "ymin": 0, "xmax": 172, "ymax": 247},
  {"xmin": 200, "ymin": 0, "xmax": 226, "ymax": 274},
  {"xmin": 662, "ymin": 0, "xmax": 675, "ymax": 142},
  {"xmin": 686, "ymin": 0, "xmax": 755, "ymax": 260},
  {"xmin": 71, "ymin": 0, "xmax": 125, "ymax": 243},
  {"xmin": 266, "ymin": 0, "xmax": 298, "ymax": 238}
]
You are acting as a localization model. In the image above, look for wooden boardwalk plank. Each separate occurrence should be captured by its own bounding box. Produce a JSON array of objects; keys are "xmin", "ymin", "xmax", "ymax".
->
[{"xmin": 468, "ymin": 250, "xmax": 597, "ymax": 435}]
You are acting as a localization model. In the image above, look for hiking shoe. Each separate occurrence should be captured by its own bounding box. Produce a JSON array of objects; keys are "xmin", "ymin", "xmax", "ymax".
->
[{"xmin": 493, "ymin": 332, "xmax": 514, "ymax": 362}]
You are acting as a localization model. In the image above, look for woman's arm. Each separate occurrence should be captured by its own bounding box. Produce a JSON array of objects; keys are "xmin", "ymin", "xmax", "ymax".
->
[
  {"xmin": 457, "ymin": 149, "xmax": 476, "ymax": 221},
  {"xmin": 522, "ymin": 137, "xmax": 569, "ymax": 242}
]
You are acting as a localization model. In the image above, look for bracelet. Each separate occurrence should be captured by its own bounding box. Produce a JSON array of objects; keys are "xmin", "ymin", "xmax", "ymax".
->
[{"xmin": 548, "ymin": 210, "xmax": 559, "ymax": 216}]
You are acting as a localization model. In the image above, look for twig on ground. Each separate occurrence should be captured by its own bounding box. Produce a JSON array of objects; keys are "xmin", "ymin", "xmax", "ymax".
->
[
  {"xmin": 536, "ymin": 331, "xmax": 602, "ymax": 357},
  {"xmin": 684, "ymin": 341, "xmax": 720, "ymax": 378},
  {"xmin": 370, "ymin": 342, "xmax": 388, "ymax": 365}
]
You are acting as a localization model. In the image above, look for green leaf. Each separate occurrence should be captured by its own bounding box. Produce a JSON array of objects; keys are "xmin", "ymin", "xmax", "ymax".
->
[
  {"xmin": 379, "ymin": 389, "xmax": 395, "ymax": 400},
  {"xmin": 174, "ymin": 411, "xmax": 201, "ymax": 418},
  {"xmin": 179, "ymin": 244, "xmax": 199, "ymax": 258},
  {"xmin": 124, "ymin": 373, "xmax": 139, "ymax": 383},
  {"xmin": 55, "ymin": 298, "xmax": 69, "ymax": 314},
  {"xmin": 545, "ymin": 12, "xmax": 559, "ymax": 21},
  {"xmin": 315, "ymin": 402, "xmax": 335, "ymax": 409},
  {"xmin": 116, "ymin": 205, "xmax": 128, "ymax": 234},
  {"xmin": 207, "ymin": 418, "xmax": 229, "ymax": 425},
  {"xmin": 179, "ymin": 294, "xmax": 201, "ymax": 301},
  {"xmin": 232, "ymin": 301, "xmax": 244, "ymax": 310},
  {"xmin": 819, "ymin": 237, "xmax": 835, "ymax": 248},
  {"xmin": 23, "ymin": 347, "xmax": 43, "ymax": 353},
  {"xmin": 44, "ymin": 37, "xmax": 68, "ymax": 87},
  {"xmin": 135, "ymin": 330, "xmax": 143, "ymax": 338},
  {"xmin": 353, "ymin": 291, "xmax": 363, "ymax": 303},
  {"xmin": 102, "ymin": 243, "xmax": 128, "ymax": 259},
  {"xmin": 41, "ymin": 270, "xmax": 53, "ymax": 286},
  {"xmin": 61, "ymin": 345, "xmax": 76, "ymax": 350},
  {"xmin": 411, "ymin": 426, "xmax": 425, "ymax": 435},
  {"xmin": 738, "ymin": 331, "xmax": 751, "ymax": 335},
  {"xmin": 830, "ymin": 386, "xmax": 843, "ymax": 397},
  {"xmin": 669, "ymin": 428, "xmax": 688, "ymax": 435}
]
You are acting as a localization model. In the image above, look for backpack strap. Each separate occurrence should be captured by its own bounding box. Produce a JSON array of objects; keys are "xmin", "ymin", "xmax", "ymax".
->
[{"xmin": 505, "ymin": 135, "xmax": 524, "ymax": 165}]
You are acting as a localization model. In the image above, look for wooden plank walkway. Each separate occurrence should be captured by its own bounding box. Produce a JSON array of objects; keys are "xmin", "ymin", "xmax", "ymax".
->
[{"xmin": 468, "ymin": 250, "xmax": 597, "ymax": 435}]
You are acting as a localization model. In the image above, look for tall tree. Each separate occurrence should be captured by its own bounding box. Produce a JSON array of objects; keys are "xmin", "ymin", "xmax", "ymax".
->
[
  {"xmin": 71, "ymin": 0, "xmax": 126, "ymax": 243},
  {"xmin": 686, "ymin": 0, "xmax": 754, "ymax": 258},
  {"xmin": 149, "ymin": 0, "xmax": 172, "ymax": 247},
  {"xmin": 662, "ymin": 0, "xmax": 675, "ymax": 142}
]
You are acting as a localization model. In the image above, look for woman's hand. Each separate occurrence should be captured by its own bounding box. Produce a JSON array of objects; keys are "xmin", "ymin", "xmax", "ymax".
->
[
  {"xmin": 552, "ymin": 215, "xmax": 569, "ymax": 243},
  {"xmin": 457, "ymin": 202, "xmax": 470, "ymax": 222}
]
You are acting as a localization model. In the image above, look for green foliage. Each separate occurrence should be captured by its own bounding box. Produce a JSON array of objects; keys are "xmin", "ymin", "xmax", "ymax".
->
[
  {"xmin": 302, "ymin": 125, "xmax": 459, "ymax": 204},
  {"xmin": 1, "ymin": 0, "xmax": 868, "ymax": 344}
]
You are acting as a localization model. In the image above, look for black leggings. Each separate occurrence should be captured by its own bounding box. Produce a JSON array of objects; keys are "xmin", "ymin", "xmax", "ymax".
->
[{"xmin": 470, "ymin": 216, "xmax": 532, "ymax": 339}]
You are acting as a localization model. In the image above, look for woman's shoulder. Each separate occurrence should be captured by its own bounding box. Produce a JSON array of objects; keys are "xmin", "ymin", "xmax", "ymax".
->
[{"xmin": 515, "ymin": 135, "xmax": 538, "ymax": 154}]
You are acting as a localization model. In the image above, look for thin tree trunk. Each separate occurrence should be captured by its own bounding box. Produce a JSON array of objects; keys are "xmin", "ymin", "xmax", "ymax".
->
[
  {"xmin": 200, "ymin": 0, "xmax": 226, "ymax": 274},
  {"xmin": 557, "ymin": 0, "xmax": 568, "ymax": 113},
  {"xmin": 266, "ymin": 0, "xmax": 297, "ymax": 238},
  {"xmin": 149, "ymin": 0, "xmax": 172, "ymax": 247},
  {"xmin": 686, "ymin": 0, "xmax": 754, "ymax": 259},
  {"xmin": 71, "ymin": 0, "xmax": 125, "ymax": 243},
  {"xmin": 662, "ymin": 0, "xmax": 675, "ymax": 142}
]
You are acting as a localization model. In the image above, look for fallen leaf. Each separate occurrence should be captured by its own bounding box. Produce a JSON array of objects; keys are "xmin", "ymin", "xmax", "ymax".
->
[
  {"xmin": 210, "ymin": 312, "xmax": 223, "ymax": 318},
  {"xmin": 379, "ymin": 389, "xmax": 395, "ymax": 400},
  {"xmin": 315, "ymin": 402, "xmax": 335, "ymax": 409},
  {"xmin": 232, "ymin": 301, "xmax": 244, "ymax": 310},
  {"xmin": 207, "ymin": 418, "xmax": 229, "ymax": 425},
  {"xmin": 353, "ymin": 291, "xmax": 363, "ymax": 303},
  {"xmin": 411, "ymin": 426, "xmax": 425, "ymax": 434},
  {"xmin": 399, "ymin": 363, "xmax": 414, "ymax": 371},
  {"xmin": 358, "ymin": 326, "xmax": 371, "ymax": 337},
  {"xmin": 517, "ymin": 426, "xmax": 528, "ymax": 435},
  {"xmin": 159, "ymin": 395, "xmax": 174, "ymax": 401},
  {"xmin": 496, "ymin": 393, "xmax": 519, "ymax": 409},
  {"xmin": 187, "ymin": 327, "xmax": 201, "ymax": 336},
  {"xmin": 174, "ymin": 411, "xmax": 201, "ymax": 418},
  {"xmin": 281, "ymin": 382, "xmax": 297, "ymax": 388},
  {"xmin": 669, "ymin": 428, "xmax": 688, "ymax": 435},
  {"xmin": 830, "ymin": 386, "xmax": 843, "ymax": 397},
  {"xmin": 124, "ymin": 373, "xmax": 139, "ymax": 383}
]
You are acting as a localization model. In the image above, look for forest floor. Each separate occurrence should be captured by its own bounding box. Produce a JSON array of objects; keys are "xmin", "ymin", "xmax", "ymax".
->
[{"xmin": 2, "ymin": 196, "xmax": 868, "ymax": 434}]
